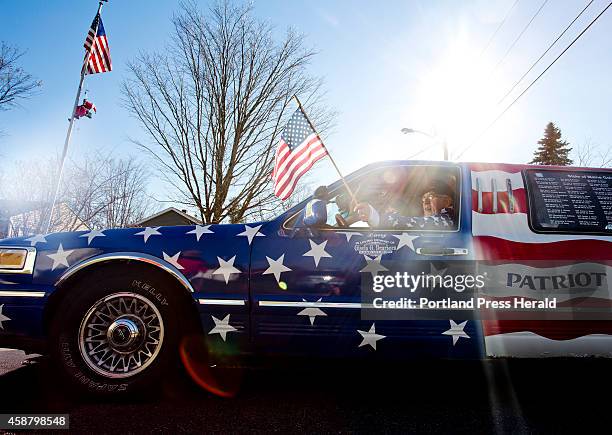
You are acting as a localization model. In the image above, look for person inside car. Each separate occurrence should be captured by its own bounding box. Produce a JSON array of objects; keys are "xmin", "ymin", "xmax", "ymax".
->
[
  {"xmin": 334, "ymin": 192, "xmax": 362, "ymax": 227},
  {"xmin": 354, "ymin": 185, "xmax": 455, "ymax": 229},
  {"xmin": 421, "ymin": 190, "xmax": 435, "ymax": 217},
  {"xmin": 303, "ymin": 185, "xmax": 331, "ymax": 226}
]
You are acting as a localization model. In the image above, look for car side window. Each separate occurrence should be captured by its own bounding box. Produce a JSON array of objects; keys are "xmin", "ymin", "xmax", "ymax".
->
[
  {"xmin": 524, "ymin": 169, "xmax": 612, "ymax": 235},
  {"xmin": 283, "ymin": 165, "xmax": 460, "ymax": 232},
  {"xmin": 330, "ymin": 166, "xmax": 459, "ymax": 231}
]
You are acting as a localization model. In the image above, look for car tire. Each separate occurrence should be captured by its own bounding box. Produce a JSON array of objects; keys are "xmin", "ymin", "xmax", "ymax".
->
[{"xmin": 49, "ymin": 264, "xmax": 187, "ymax": 396}]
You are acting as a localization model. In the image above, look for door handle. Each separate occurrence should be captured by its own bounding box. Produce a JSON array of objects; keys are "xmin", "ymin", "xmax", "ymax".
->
[{"xmin": 415, "ymin": 247, "xmax": 469, "ymax": 256}]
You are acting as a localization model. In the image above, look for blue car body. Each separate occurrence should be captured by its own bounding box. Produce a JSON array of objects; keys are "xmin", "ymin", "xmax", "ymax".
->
[{"xmin": 0, "ymin": 160, "xmax": 488, "ymax": 360}]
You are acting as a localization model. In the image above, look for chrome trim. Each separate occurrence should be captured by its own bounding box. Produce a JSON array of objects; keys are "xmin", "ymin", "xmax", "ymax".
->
[
  {"xmin": 0, "ymin": 246, "xmax": 36, "ymax": 275},
  {"xmin": 0, "ymin": 290, "xmax": 46, "ymax": 298},
  {"xmin": 491, "ymin": 178, "xmax": 498, "ymax": 214},
  {"xmin": 281, "ymin": 164, "xmax": 463, "ymax": 234},
  {"xmin": 476, "ymin": 177, "xmax": 483, "ymax": 213},
  {"xmin": 56, "ymin": 252, "xmax": 195, "ymax": 292},
  {"xmin": 506, "ymin": 178, "xmax": 514, "ymax": 213},
  {"xmin": 198, "ymin": 298, "xmax": 246, "ymax": 306},
  {"xmin": 259, "ymin": 300, "xmax": 362, "ymax": 309},
  {"xmin": 416, "ymin": 247, "xmax": 469, "ymax": 256}
]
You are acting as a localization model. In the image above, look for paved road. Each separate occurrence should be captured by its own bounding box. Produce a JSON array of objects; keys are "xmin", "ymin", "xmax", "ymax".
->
[{"xmin": 0, "ymin": 352, "xmax": 611, "ymax": 434}]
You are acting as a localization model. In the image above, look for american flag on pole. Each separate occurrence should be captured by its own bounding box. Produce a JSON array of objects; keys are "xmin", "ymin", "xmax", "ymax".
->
[
  {"xmin": 84, "ymin": 13, "xmax": 112, "ymax": 74},
  {"xmin": 272, "ymin": 106, "xmax": 328, "ymax": 200}
]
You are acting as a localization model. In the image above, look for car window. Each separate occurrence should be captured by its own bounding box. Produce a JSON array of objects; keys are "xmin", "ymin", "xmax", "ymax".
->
[
  {"xmin": 285, "ymin": 165, "xmax": 460, "ymax": 232},
  {"xmin": 524, "ymin": 169, "xmax": 612, "ymax": 235}
]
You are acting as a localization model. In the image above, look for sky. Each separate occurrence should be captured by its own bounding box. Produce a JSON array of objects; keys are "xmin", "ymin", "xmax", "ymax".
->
[{"xmin": 1, "ymin": 0, "xmax": 611, "ymax": 207}]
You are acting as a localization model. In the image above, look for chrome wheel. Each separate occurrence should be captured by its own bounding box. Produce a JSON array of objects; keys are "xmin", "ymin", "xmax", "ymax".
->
[{"xmin": 78, "ymin": 292, "xmax": 164, "ymax": 379}]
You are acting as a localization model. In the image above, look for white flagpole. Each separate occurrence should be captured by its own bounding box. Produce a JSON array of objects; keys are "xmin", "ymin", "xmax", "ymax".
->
[{"xmin": 44, "ymin": 1, "xmax": 105, "ymax": 234}]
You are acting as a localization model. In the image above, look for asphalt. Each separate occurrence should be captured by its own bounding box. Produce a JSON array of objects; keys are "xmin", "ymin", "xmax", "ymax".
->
[{"xmin": 0, "ymin": 351, "xmax": 611, "ymax": 434}]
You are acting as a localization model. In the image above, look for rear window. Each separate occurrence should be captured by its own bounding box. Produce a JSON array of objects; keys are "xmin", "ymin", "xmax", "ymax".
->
[{"xmin": 524, "ymin": 169, "xmax": 612, "ymax": 235}]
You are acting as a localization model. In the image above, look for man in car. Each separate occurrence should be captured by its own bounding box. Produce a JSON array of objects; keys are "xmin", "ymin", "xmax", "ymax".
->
[{"xmin": 354, "ymin": 186, "xmax": 455, "ymax": 229}]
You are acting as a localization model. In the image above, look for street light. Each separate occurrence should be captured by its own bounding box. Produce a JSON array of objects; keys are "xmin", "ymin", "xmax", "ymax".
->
[{"xmin": 401, "ymin": 128, "xmax": 449, "ymax": 161}]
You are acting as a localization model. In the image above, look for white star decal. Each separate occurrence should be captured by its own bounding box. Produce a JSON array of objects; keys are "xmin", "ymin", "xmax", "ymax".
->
[
  {"xmin": 0, "ymin": 304, "xmax": 11, "ymax": 330},
  {"xmin": 163, "ymin": 251, "xmax": 184, "ymax": 270},
  {"xmin": 302, "ymin": 239, "xmax": 332, "ymax": 267},
  {"xmin": 443, "ymin": 320, "xmax": 470, "ymax": 345},
  {"xmin": 47, "ymin": 244, "xmax": 75, "ymax": 271},
  {"xmin": 297, "ymin": 298, "xmax": 327, "ymax": 325},
  {"xmin": 237, "ymin": 224, "xmax": 265, "ymax": 245},
  {"xmin": 263, "ymin": 254, "xmax": 292, "ymax": 283},
  {"xmin": 25, "ymin": 234, "xmax": 47, "ymax": 247},
  {"xmin": 212, "ymin": 255, "xmax": 241, "ymax": 284},
  {"xmin": 208, "ymin": 314, "xmax": 238, "ymax": 341},
  {"xmin": 186, "ymin": 225, "xmax": 214, "ymax": 241},
  {"xmin": 393, "ymin": 233, "xmax": 418, "ymax": 251},
  {"xmin": 357, "ymin": 323, "xmax": 386, "ymax": 350},
  {"xmin": 191, "ymin": 271, "xmax": 208, "ymax": 280},
  {"xmin": 359, "ymin": 255, "xmax": 388, "ymax": 278},
  {"xmin": 336, "ymin": 231, "xmax": 361, "ymax": 242},
  {"xmin": 79, "ymin": 229, "xmax": 106, "ymax": 245},
  {"xmin": 134, "ymin": 227, "xmax": 162, "ymax": 243}
]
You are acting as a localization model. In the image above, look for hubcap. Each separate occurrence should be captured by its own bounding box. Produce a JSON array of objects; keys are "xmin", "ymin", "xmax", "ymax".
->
[
  {"xmin": 107, "ymin": 317, "xmax": 142, "ymax": 351},
  {"xmin": 78, "ymin": 292, "xmax": 164, "ymax": 379}
]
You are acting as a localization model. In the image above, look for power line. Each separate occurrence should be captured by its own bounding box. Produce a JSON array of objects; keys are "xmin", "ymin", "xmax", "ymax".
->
[
  {"xmin": 489, "ymin": 0, "xmax": 549, "ymax": 76},
  {"xmin": 456, "ymin": 1, "xmax": 612, "ymax": 159},
  {"xmin": 406, "ymin": 145, "xmax": 431, "ymax": 160},
  {"xmin": 478, "ymin": 0, "xmax": 521, "ymax": 59},
  {"xmin": 497, "ymin": 0, "xmax": 595, "ymax": 105}
]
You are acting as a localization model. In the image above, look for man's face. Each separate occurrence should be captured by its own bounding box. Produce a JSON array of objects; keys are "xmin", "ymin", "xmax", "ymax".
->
[
  {"xmin": 423, "ymin": 191, "xmax": 452, "ymax": 215},
  {"xmin": 422, "ymin": 192, "xmax": 434, "ymax": 216}
]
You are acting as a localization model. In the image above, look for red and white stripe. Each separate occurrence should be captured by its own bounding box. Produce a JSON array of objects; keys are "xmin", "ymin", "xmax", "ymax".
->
[
  {"xmin": 273, "ymin": 133, "xmax": 327, "ymax": 200},
  {"xmin": 470, "ymin": 163, "xmax": 612, "ymax": 357},
  {"xmin": 86, "ymin": 34, "xmax": 111, "ymax": 74}
]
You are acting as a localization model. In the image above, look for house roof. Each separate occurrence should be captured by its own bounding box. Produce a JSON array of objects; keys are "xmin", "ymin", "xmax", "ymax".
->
[{"xmin": 134, "ymin": 207, "xmax": 202, "ymax": 226}]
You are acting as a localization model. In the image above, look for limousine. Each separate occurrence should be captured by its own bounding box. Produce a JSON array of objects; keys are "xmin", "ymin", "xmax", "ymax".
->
[{"xmin": 1, "ymin": 160, "xmax": 610, "ymax": 395}]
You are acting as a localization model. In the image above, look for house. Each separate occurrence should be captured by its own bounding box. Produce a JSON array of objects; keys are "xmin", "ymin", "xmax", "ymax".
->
[
  {"xmin": 134, "ymin": 207, "xmax": 201, "ymax": 227},
  {"xmin": 0, "ymin": 200, "xmax": 89, "ymax": 238}
]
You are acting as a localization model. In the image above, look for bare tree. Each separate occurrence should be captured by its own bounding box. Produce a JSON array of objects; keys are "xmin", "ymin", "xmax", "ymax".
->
[
  {"xmin": 573, "ymin": 138, "xmax": 612, "ymax": 168},
  {"xmin": 89, "ymin": 158, "xmax": 155, "ymax": 228},
  {"xmin": 0, "ymin": 154, "xmax": 154, "ymax": 236},
  {"xmin": 0, "ymin": 42, "xmax": 41, "ymax": 111},
  {"xmin": 122, "ymin": 0, "xmax": 334, "ymax": 224}
]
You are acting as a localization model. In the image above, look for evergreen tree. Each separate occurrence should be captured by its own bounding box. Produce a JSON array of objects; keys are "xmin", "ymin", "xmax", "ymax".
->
[{"xmin": 530, "ymin": 122, "xmax": 573, "ymax": 165}]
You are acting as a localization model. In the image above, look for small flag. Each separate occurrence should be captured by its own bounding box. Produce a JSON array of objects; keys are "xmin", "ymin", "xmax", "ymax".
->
[
  {"xmin": 74, "ymin": 99, "xmax": 96, "ymax": 119},
  {"xmin": 84, "ymin": 13, "xmax": 112, "ymax": 74},
  {"xmin": 272, "ymin": 106, "xmax": 328, "ymax": 200}
]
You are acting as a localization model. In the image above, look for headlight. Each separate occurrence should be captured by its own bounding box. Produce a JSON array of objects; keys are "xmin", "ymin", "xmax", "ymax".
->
[{"xmin": 0, "ymin": 247, "xmax": 36, "ymax": 274}]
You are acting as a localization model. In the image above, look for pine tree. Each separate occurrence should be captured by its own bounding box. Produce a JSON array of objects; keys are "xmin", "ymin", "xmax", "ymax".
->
[{"xmin": 530, "ymin": 122, "xmax": 573, "ymax": 165}]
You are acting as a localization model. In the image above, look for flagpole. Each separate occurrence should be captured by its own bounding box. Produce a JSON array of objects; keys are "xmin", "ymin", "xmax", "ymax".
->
[
  {"xmin": 44, "ymin": 1, "xmax": 105, "ymax": 234},
  {"xmin": 292, "ymin": 95, "xmax": 359, "ymax": 206}
]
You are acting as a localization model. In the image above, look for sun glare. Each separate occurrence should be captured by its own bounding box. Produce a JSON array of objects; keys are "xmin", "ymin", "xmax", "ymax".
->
[{"xmin": 403, "ymin": 32, "xmax": 516, "ymax": 160}]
